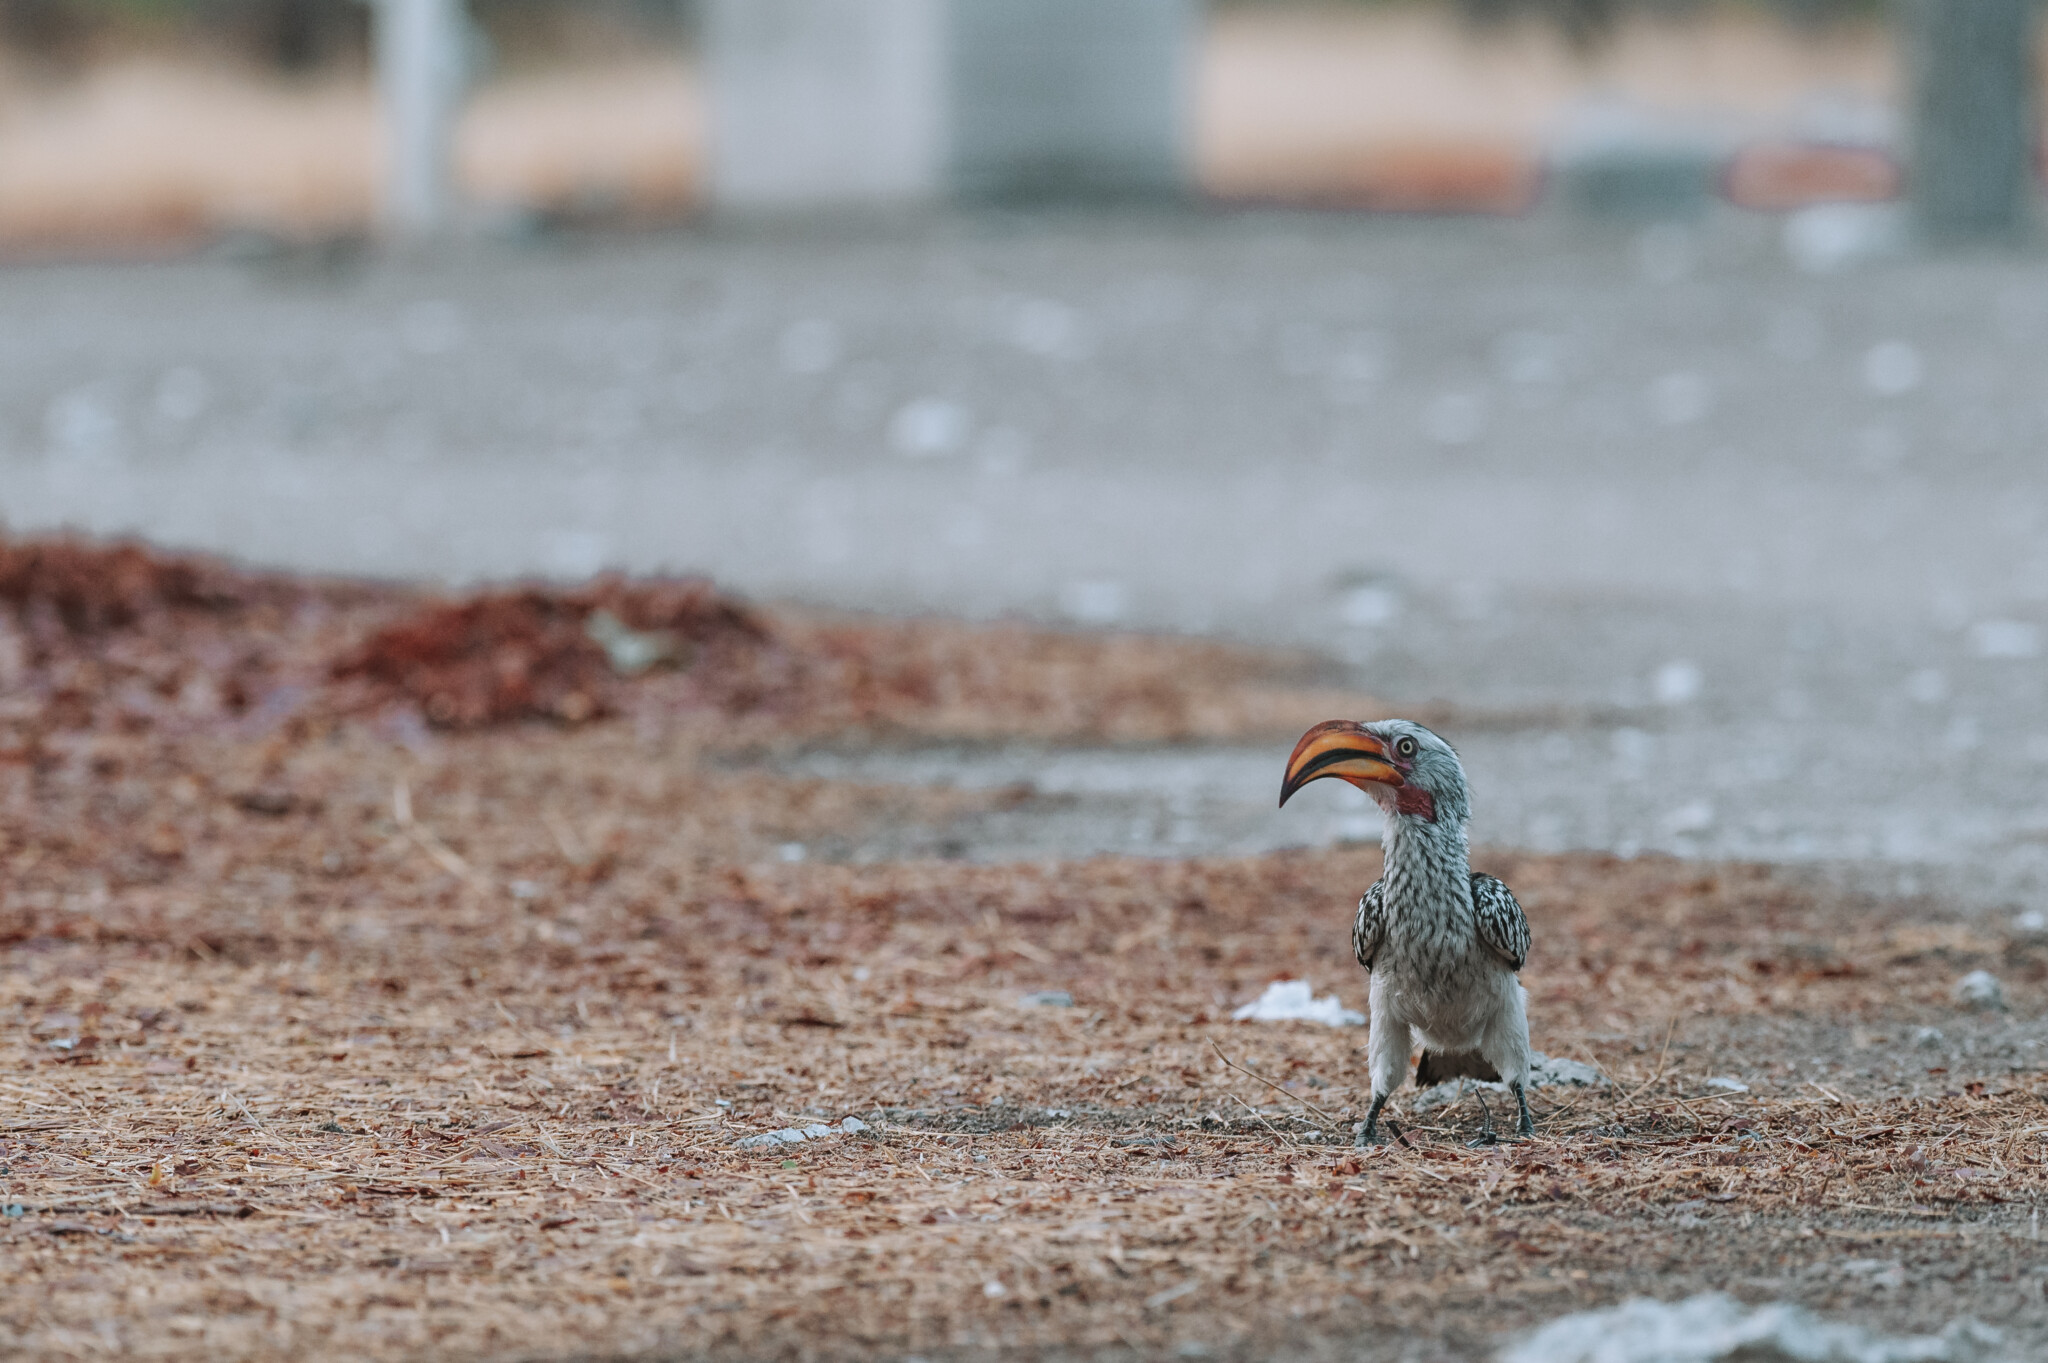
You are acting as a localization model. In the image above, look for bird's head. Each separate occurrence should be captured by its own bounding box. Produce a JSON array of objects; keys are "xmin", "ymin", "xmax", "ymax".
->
[{"xmin": 1278, "ymin": 718, "xmax": 1468, "ymax": 824}]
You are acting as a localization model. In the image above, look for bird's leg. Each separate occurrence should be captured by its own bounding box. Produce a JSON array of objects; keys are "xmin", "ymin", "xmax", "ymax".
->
[
  {"xmin": 1356, "ymin": 1092, "xmax": 1389, "ymax": 1146},
  {"xmin": 1467, "ymin": 1087, "xmax": 1498, "ymax": 1148},
  {"xmin": 1511, "ymin": 1081, "xmax": 1534, "ymax": 1139}
]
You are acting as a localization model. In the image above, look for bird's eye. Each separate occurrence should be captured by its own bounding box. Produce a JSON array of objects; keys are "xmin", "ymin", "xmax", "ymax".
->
[{"xmin": 1395, "ymin": 736, "xmax": 1418, "ymax": 758}]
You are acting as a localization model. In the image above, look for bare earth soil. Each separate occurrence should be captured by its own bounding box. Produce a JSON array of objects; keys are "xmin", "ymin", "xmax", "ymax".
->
[{"xmin": 3, "ymin": 544, "xmax": 2047, "ymax": 1361}]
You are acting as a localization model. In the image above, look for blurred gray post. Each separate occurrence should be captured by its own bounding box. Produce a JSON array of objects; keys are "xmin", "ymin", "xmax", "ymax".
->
[
  {"xmin": 1903, "ymin": 0, "xmax": 2040, "ymax": 241},
  {"xmin": 374, "ymin": 0, "xmax": 467, "ymax": 233},
  {"xmin": 703, "ymin": 0, "xmax": 945, "ymax": 209},
  {"xmin": 947, "ymin": 0, "xmax": 1194, "ymax": 201},
  {"xmin": 702, "ymin": 0, "xmax": 1192, "ymax": 210}
]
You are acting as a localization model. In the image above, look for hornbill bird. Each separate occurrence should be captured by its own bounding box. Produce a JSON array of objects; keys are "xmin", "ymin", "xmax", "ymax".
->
[{"xmin": 1280, "ymin": 719, "xmax": 1533, "ymax": 1145}]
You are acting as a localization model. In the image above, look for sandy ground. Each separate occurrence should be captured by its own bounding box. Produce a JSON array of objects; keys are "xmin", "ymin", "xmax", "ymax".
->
[
  {"xmin": 6, "ymin": 669, "xmax": 2048, "ymax": 1360},
  {"xmin": 0, "ymin": 7, "xmax": 1906, "ymax": 246},
  {"xmin": 2, "ymin": 542, "xmax": 2047, "ymax": 1360}
]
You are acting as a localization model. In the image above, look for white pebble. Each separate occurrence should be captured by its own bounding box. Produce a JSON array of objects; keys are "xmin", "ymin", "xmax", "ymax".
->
[
  {"xmin": 1654, "ymin": 660, "xmax": 1703, "ymax": 706},
  {"xmin": 1968, "ymin": 620, "xmax": 2042, "ymax": 660},
  {"xmin": 1954, "ymin": 971, "xmax": 2004, "ymax": 1011}
]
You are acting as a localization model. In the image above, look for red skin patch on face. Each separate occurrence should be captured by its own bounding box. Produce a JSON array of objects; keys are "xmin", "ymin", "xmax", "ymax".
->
[{"xmin": 1393, "ymin": 787, "xmax": 1437, "ymax": 821}]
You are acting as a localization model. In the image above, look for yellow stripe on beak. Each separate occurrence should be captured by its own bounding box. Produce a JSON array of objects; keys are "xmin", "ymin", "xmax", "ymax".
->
[{"xmin": 1279, "ymin": 720, "xmax": 1403, "ymax": 808}]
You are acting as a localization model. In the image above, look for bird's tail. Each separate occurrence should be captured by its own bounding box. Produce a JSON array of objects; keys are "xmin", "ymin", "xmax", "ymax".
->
[{"xmin": 1414, "ymin": 1049, "xmax": 1500, "ymax": 1087}]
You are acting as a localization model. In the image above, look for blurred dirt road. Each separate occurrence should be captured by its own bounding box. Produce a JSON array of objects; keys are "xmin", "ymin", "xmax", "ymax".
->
[{"xmin": 2, "ymin": 209, "xmax": 2045, "ymax": 905}]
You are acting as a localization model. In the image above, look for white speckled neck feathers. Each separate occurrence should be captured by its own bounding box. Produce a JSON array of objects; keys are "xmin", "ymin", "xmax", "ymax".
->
[{"xmin": 1379, "ymin": 798, "xmax": 1476, "ymax": 989}]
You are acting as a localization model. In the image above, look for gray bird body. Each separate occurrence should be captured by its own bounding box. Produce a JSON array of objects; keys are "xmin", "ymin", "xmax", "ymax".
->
[
  {"xmin": 1279, "ymin": 717, "xmax": 1532, "ymax": 1143},
  {"xmin": 1355, "ymin": 790, "xmax": 1532, "ymax": 1143}
]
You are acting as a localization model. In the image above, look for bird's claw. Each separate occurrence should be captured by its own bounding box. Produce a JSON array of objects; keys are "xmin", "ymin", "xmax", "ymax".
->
[
  {"xmin": 1465, "ymin": 1131, "xmax": 1498, "ymax": 1148},
  {"xmin": 1356, "ymin": 1095, "xmax": 1390, "ymax": 1147}
]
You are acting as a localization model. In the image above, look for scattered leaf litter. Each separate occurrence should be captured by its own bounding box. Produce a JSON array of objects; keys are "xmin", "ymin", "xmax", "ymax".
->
[
  {"xmin": 3, "ymin": 534, "xmax": 2048, "ymax": 1361},
  {"xmin": 5, "ymin": 797, "xmax": 2047, "ymax": 1361}
]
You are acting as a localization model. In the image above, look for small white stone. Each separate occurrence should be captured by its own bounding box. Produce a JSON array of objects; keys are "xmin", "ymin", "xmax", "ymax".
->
[
  {"xmin": 1654, "ymin": 660, "xmax": 1703, "ymax": 706},
  {"xmin": 1662, "ymin": 800, "xmax": 1716, "ymax": 837},
  {"xmin": 1954, "ymin": 971, "xmax": 2004, "ymax": 1010},
  {"xmin": 1338, "ymin": 583, "xmax": 1402, "ymax": 627},
  {"xmin": 1528, "ymin": 1054, "xmax": 1605, "ymax": 1088},
  {"xmin": 889, "ymin": 398, "xmax": 971, "ymax": 458},
  {"xmin": 1231, "ymin": 980, "xmax": 1364, "ymax": 1028},
  {"xmin": 1059, "ymin": 579, "xmax": 1128, "ymax": 625},
  {"xmin": 1968, "ymin": 620, "xmax": 2042, "ymax": 660},
  {"xmin": 838, "ymin": 1116, "xmax": 869, "ymax": 1134},
  {"xmin": 1783, "ymin": 203, "xmax": 1904, "ymax": 274}
]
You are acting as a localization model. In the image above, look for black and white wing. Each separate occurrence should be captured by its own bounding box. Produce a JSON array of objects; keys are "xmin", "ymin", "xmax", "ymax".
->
[
  {"xmin": 1470, "ymin": 872, "xmax": 1530, "ymax": 971},
  {"xmin": 1352, "ymin": 879, "xmax": 1386, "ymax": 972}
]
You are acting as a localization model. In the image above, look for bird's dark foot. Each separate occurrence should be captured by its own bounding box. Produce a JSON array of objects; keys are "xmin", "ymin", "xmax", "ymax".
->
[
  {"xmin": 1355, "ymin": 1093, "xmax": 1389, "ymax": 1146},
  {"xmin": 1512, "ymin": 1084, "xmax": 1535, "ymax": 1139},
  {"xmin": 1467, "ymin": 1089, "xmax": 1499, "ymax": 1147}
]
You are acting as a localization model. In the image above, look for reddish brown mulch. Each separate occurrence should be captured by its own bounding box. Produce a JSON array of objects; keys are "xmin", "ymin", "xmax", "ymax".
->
[
  {"xmin": 2, "ymin": 715, "xmax": 2045, "ymax": 1362},
  {"xmin": 0, "ymin": 533, "xmax": 1381, "ymax": 746},
  {"xmin": 0, "ymin": 536, "xmax": 268, "ymax": 632},
  {"xmin": 0, "ymin": 534, "xmax": 363, "ymax": 735},
  {"xmin": 328, "ymin": 577, "xmax": 773, "ymax": 728}
]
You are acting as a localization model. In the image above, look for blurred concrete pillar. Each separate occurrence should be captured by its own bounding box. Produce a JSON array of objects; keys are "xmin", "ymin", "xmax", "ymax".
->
[
  {"xmin": 947, "ymin": 0, "xmax": 1195, "ymax": 201},
  {"xmin": 374, "ymin": 0, "xmax": 468, "ymax": 234},
  {"xmin": 1903, "ymin": 0, "xmax": 2040, "ymax": 241},
  {"xmin": 704, "ymin": 0, "xmax": 945, "ymax": 209}
]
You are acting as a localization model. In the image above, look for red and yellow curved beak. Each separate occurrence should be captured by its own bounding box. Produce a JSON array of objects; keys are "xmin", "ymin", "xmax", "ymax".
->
[{"xmin": 1279, "ymin": 720, "xmax": 1402, "ymax": 808}]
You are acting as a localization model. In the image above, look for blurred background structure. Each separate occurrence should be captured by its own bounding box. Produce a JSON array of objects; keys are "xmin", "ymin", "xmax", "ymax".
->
[
  {"xmin": 1903, "ymin": 0, "xmax": 2038, "ymax": 239},
  {"xmin": 0, "ymin": 0, "xmax": 2038, "ymax": 240},
  {"xmin": 2, "ymin": 2, "xmax": 2048, "ymax": 896}
]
